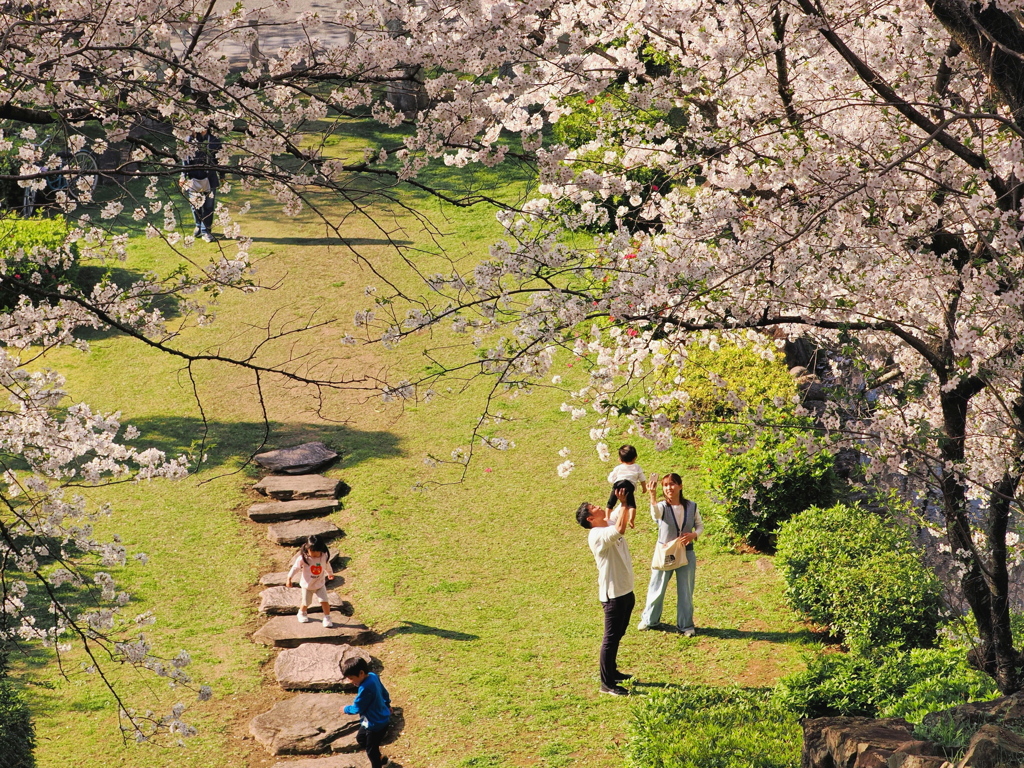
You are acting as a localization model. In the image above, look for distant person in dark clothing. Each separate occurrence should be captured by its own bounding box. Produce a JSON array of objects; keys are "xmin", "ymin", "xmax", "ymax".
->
[{"xmin": 181, "ymin": 128, "xmax": 221, "ymax": 242}]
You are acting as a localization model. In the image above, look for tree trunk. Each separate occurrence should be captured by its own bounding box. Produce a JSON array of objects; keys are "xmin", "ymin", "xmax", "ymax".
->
[{"xmin": 941, "ymin": 383, "xmax": 1021, "ymax": 694}]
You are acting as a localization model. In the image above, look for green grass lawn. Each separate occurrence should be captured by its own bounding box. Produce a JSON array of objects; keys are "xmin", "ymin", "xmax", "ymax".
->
[{"xmin": 11, "ymin": 120, "xmax": 816, "ymax": 768}]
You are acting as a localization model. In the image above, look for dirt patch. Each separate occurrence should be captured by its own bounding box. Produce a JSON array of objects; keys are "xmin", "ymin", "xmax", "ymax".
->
[{"xmin": 734, "ymin": 641, "xmax": 795, "ymax": 687}]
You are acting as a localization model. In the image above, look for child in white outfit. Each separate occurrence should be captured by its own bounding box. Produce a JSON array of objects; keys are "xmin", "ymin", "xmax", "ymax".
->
[
  {"xmin": 607, "ymin": 444, "xmax": 646, "ymax": 510},
  {"xmin": 287, "ymin": 534, "xmax": 335, "ymax": 628}
]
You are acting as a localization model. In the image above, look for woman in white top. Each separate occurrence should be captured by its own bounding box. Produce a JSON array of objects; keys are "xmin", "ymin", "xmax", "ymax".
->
[{"xmin": 637, "ymin": 473, "xmax": 704, "ymax": 636}]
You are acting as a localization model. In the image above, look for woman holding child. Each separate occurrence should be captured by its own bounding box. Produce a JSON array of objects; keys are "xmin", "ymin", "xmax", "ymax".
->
[{"xmin": 637, "ymin": 473, "xmax": 703, "ymax": 636}]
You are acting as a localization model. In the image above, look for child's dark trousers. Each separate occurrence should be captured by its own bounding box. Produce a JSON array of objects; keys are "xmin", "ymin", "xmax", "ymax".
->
[{"xmin": 358, "ymin": 724, "xmax": 388, "ymax": 768}]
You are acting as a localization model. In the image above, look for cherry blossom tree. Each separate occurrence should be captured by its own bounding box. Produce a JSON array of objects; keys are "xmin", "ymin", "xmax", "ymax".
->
[
  {"xmin": 5, "ymin": 0, "xmax": 1024, "ymax": 744},
  {"xmin": 334, "ymin": 0, "xmax": 1024, "ymax": 693},
  {"xmin": 0, "ymin": 0, "xmax": 506, "ymax": 741}
]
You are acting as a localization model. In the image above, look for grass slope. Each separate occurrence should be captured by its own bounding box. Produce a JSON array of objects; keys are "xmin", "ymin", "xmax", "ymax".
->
[{"xmin": 12, "ymin": 120, "xmax": 814, "ymax": 768}]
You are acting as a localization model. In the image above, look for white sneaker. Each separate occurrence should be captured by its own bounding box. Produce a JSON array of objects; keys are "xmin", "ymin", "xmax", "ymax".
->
[
  {"xmin": 637, "ymin": 623, "xmax": 651, "ymax": 631},
  {"xmin": 297, "ymin": 611, "xmax": 311, "ymax": 624},
  {"xmin": 322, "ymin": 616, "xmax": 333, "ymax": 628}
]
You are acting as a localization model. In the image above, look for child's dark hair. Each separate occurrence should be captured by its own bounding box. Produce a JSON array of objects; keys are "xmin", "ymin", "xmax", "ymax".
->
[
  {"xmin": 300, "ymin": 535, "xmax": 329, "ymax": 561},
  {"xmin": 619, "ymin": 444, "xmax": 638, "ymax": 463},
  {"xmin": 612, "ymin": 479, "xmax": 636, "ymax": 509},
  {"xmin": 576, "ymin": 501, "xmax": 594, "ymax": 529},
  {"xmin": 341, "ymin": 656, "xmax": 370, "ymax": 678}
]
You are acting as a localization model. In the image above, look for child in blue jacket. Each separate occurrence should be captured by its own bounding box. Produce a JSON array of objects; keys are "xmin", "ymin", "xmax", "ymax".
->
[{"xmin": 341, "ymin": 657, "xmax": 392, "ymax": 768}]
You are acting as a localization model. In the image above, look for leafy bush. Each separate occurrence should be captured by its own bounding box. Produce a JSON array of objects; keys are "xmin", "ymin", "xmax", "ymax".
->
[
  {"xmin": 627, "ymin": 685, "xmax": 801, "ymax": 768},
  {"xmin": 775, "ymin": 504, "xmax": 942, "ymax": 650},
  {"xmin": 702, "ymin": 420, "xmax": 836, "ymax": 551},
  {"xmin": 775, "ymin": 644, "xmax": 999, "ymax": 722},
  {"xmin": 652, "ymin": 343, "xmax": 798, "ymax": 434},
  {"xmin": 0, "ymin": 655, "xmax": 35, "ymax": 768},
  {"xmin": 0, "ymin": 215, "xmax": 79, "ymax": 310}
]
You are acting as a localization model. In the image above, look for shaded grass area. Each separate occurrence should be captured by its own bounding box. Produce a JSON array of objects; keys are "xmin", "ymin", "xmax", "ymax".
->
[{"xmin": 12, "ymin": 118, "xmax": 815, "ymax": 768}]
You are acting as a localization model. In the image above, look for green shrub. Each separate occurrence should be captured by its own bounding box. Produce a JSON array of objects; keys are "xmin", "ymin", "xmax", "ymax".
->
[
  {"xmin": 627, "ymin": 685, "xmax": 801, "ymax": 768},
  {"xmin": 652, "ymin": 343, "xmax": 798, "ymax": 434},
  {"xmin": 775, "ymin": 504, "xmax": 942, "ymax": 650},
  {"xmin": 701, "ymin": 420, "xmax": 836, "ymax": 551},
  {"xmin": 0, "ymin": 215, "xmax": 79, "ymax": 309},
  {"xmin": 775, "ymin": 644, "xmax": 999, "ymax": 722},
  {"xmin": 0, "ymin": 655, "xmax": 35, "ymax": 768}
]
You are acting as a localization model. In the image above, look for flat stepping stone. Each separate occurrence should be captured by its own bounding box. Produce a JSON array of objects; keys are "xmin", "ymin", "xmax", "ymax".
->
[
  {"xmin": 260, "ymin": 572, "xmax": 345, "ymax": 589},
  {"xmin": 271, "ymin": 755, "xmax": 370, "ymax": 768},
  {"xmin": 332, "ymin": 709, "xmax": 400, "ymax": 753},
  {"xmin": 256, "ymin": 442, "xmax": 339, "ymax": 475},
  {"xmin": 255, "ymin": 474, "xmax": 348, "ymax": 500},
  {"xmin": 275, "ymin": 644, "xmax": 373, "ymax": 691},
  {"xmin": 249, "ymin": 499, "xmax": 339, "ymax": 523},
  {"xmin": 253, "ymin": 613, "xmax": 375, "ymax": 648},
  {"xmin": 249, "ymin": 692, "xmax": 358, "ymax": 754},
  {"xmin": 329, "ymin": 729, "xmax": 361, "ymax": 753},
  {"xmin": 259, "ymin": 587, "xmax": 352, "ymax": 616},
  {"xmin": 268, "ymin": 519, "xmax": 343, "ymax": 546}
]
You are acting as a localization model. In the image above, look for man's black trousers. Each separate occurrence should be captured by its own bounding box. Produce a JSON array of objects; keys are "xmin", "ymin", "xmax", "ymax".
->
[{"xmin": 600, "ymin": 590, "xmax": 635, "ymax": 687}]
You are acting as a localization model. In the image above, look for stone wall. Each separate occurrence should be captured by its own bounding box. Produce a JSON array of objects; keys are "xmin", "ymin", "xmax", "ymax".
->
[{"xmin": 802, "ymin": 693, "xmax": 1024, "ymax": 768}]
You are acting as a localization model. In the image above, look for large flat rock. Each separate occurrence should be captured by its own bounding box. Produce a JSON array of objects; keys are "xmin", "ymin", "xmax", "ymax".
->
[
  {"xmin": 256, "ymin": 443, "xmax": 339, "ymax": 475},
  {"xmin": 255, "ymin": 474, "xmax": 347, "ymax": 500},
  {"xmin": 268, "ymin": 519, "xmax": 343, "ymax": 546},
  {"xmin": 271, "ymin": 755, "xmax": 370, "ymax": 768},
  {"xmin": 253, "ymin": 613, "xmax": 375, "ymax": 648},
  {"xmin": 274, "ymin": 644, "xmax": 374, "ymax": 691},
  {"xmin": 249, "ymin": 692, "xmax": 358, "ymax": 755},
  {"xmin": 329, "ymin": 730, "xmax": 361, "ymax": 753},
  {"xmin": 261, "ymin": 572, "xmax": 345, "ymax": 589},
  {"xmin": 249, "ymin": 498, "xmax": 339, "ymax": 523},
  {"xmin": 259, "ymin": 587, "xmax": 352, "ymax": 616}
]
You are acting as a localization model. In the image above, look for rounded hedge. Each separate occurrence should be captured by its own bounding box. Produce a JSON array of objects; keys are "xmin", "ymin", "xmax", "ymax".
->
[{"xmin": 775, "ymin": 504, "xmax": 942, "ymax": 651}]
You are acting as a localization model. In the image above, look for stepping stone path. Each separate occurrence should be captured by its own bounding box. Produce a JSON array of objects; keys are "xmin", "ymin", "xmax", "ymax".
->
[
  {"xmin": 255, "ymin": 474, "xmax": 348, "ymax": 500},
  {"xmin": 250, "ymin": 692, "xmax": 359, "ymax": 754},
  {"xmin": 245, "ymin": 445, "xmax": 400, "ymax": 764},
  {"xmin": 256, "ymin": 442, "xmax": 339, "ymax": 474},
  {"xmin": 259, "ymin": 586, "xmax": 351, "ymax": 616},
  {"xmin": 253, "ymin": 613, "xmax": 374, "ymax": 648},
  {"xmin": 274, "ymin": 644, "xmax": 373, "ymax": 691},
  {"xmin": 268, "ymin": 518, "xmax": 344, "ymax": 546},
  {"xmin": 249, "ymin": 498, "xmax": 339, "ymax": 523},
  {"xmin": 260, "ymin": 571, "xmax": 345, "ymax": 589}
]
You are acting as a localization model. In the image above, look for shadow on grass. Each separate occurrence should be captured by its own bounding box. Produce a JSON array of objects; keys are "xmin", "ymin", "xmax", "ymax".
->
[
  {"xmin": 247, "ymin": 235, "xmax": 413, "ymax": 247},
  {"xmin": 73, "ymin": 264, "xmax": 183, "ymax": 342},
  {"xmin": 122, "ymin": 416, "xmax": 403, "ymax": 474},
  {"xmin": 694, "ymin": 626, "xmax": 816, "ymax": 644},
  {"xmin": 381, "ymin": 621, "xmax": 478, "ymax": 642},
  {"xmin": 628, "ymin": 681, "xmax": 688, "ymax": 694},
  {"xmin": 382, "ymin": 705, "xmax": 405, "ymax": 747}
]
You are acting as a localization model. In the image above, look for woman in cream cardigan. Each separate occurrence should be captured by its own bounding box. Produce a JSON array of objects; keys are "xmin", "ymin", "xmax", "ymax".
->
[{"xmin": 636, "ymin": 472, "xmax": 704, "ymax": 636}]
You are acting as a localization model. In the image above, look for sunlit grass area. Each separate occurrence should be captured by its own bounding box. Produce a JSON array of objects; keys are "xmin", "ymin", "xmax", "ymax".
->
[{"xmin": 12, "ymin": 119, "xmax": 814, "ymax": 768}]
